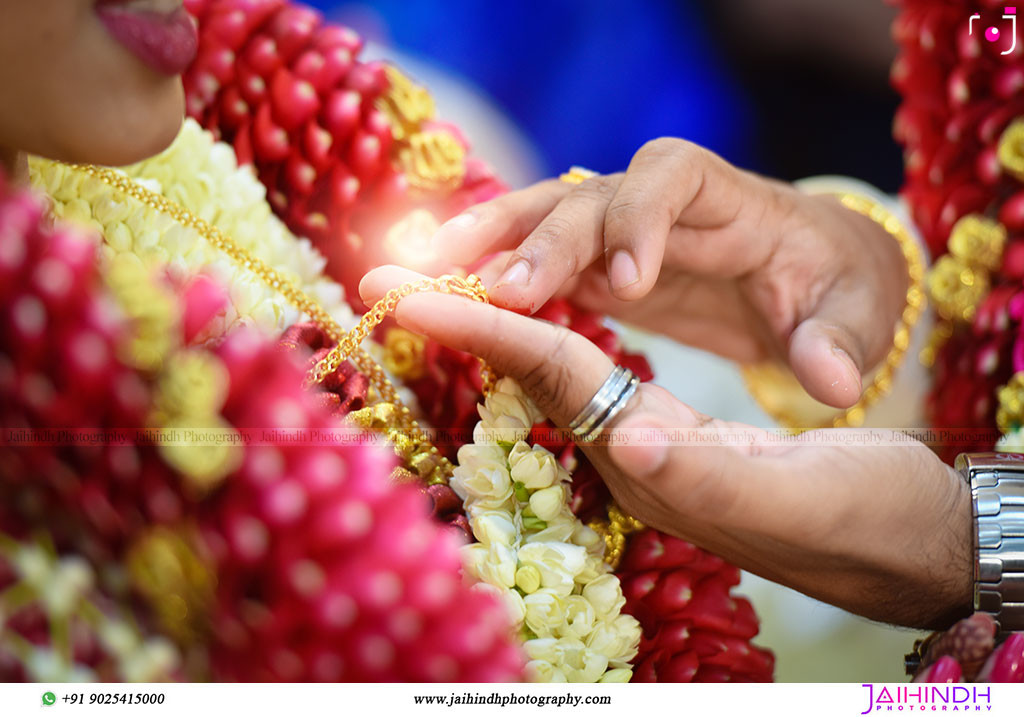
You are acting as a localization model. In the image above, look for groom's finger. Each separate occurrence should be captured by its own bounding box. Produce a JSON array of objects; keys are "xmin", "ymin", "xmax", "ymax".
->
[
  {"xmin": 429, "ymin": 179, "xmax": 571, "ymax": 265},
  {"xmin": 486, "ymin": 174, "xmax": 621, "ymax": 313}
]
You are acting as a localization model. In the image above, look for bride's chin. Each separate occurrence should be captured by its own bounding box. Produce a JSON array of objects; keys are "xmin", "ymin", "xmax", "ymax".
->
[{"xmin": 43, "ymin": 83, "xmax": 185, "ymax": 168}]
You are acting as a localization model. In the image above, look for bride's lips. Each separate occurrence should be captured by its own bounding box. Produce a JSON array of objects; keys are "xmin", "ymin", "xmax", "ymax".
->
[{"xmin": 95, "ymin": 0, "xmax": 198, "ymax": 76}]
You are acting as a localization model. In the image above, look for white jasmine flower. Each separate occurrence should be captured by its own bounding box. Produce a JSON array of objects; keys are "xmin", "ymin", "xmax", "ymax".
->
[
  {"xmin": 452, "ymin": 377, "xmax": 640, "ymax": 682},
  {"xmin": 582, "ymin": 574, "xmax": 627, "ymax": 618},
  {"xmin": 29, "ymin": 119, "xmax": 356, "ymax": 344},
  {"xmin": 598, "ymin": 668, "xmax": 633, "ymax": 683},
  {"xmin": 522, "ymin": 520, "xmax": 577, "ymax": 545},
  {"xmin": 517, "ymin": 542, "xmax": 587, "ymax": 597},
  {"xmin": 470, "ymin": 511, "xmax": 517, "ymax": 547},
  {"xmin": 509, "ymin": 443, "xmax": 559, "ymax": 490},
  {"xmin": 529, "ymin": 485, "xmax": 568, "ymax": 522},
  {"xmin": 525, "ymin": 660, "xmax": 566, "ymax": 683},
  {"xmin": 560, "ymin": 642, "xmax": 609, "ymax": 683},
  {"xmin": 562, "ymin": 595, "xmax": 597, "ymax": 640},
  {"xmin": 471, "ymin": 581, "xmax": 525, "ymax": 627},
  {"xmin": 523, "ymin": 589, "xmax": 567, "ymax": 636}
]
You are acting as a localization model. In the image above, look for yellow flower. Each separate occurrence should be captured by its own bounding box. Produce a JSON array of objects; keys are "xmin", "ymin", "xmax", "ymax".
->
[
  {"xmin": 998, "ymin": 118, "xmax": 1024, "ymax": 182},
  {"xmin": 126, "ymin": 527, "xmax": 214, "ymax": 645},
  {"xmin": 926, "ymin": 254, "xmax": 989, "ymax": 322},
  {"xmin": 152, "ymin": 350, "xmax": 229, "ymax": 419},
  {"xmin": 382, "ymin": 327, "xmax": 426, "ymax": 380},
  {"xmin": 997, "ymin": 372, "xmax": 1024, "ymax": 434},
  {"xmin": 948, "ymin": 215, "xmax": 1006, "ymax": 271}
]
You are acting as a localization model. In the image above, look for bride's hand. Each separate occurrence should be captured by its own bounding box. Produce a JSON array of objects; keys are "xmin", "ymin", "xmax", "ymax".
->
[
  {"xmin": 360, "ymin": 266, "xmax": 970, "ymax": 630},
  {"xmin": 431, "ymin": 138, "xmax": 908, "ymax": 409}
]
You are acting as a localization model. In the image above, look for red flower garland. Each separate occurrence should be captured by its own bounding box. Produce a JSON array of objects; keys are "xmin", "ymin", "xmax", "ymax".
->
[
  {"xmin": 182, "ymin": 0, "xmax": 505, "ymax": 301},
  {"xmin": 0, "ymin": 172, "xmax": 523, "ymax": 681},
  {"xmin": 202, "ymin": 329, "xmax": 523, "ymax": 681},
  {"xmin": 893, "ymin": 0, "xmax": 1024, "ymax": 453}
]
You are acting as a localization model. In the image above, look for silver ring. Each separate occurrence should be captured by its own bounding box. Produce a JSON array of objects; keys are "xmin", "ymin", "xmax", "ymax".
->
[{"xmin": 569, "ymin": 366, "xmax": 640, "ymax": 442}]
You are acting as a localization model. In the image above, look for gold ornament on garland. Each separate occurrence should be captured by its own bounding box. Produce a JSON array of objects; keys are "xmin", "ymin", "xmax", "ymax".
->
[
  {"xmin": 927, "ymin": 215, "xmax": 1006, "ymax": 323},
  {"xmin": 377, "ymin": 65, "xmax": 436, "ymax": 142},
  {"xmin": 587, "ymin": 503, "xmax": 645, "ymax": 570},
  {"xmin": 996, "ymin": 372, "xmax": 1024, "ymax": 435},
  {"xmin": 382, "ymin": 327, "xmax": 427, "ymax": 380},
  {"xmin": 378, "ymin": 66, "xmax": 466, "ymax": 194},
  {"xmin": 998, "ymin": 118, "xmax": 1024, "ymax": 183}
]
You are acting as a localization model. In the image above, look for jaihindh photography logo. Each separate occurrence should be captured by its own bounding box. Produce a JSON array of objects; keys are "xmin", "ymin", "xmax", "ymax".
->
[{"xmin": 860, "ymin": 684, "xmax": 993, "ymax": 713}]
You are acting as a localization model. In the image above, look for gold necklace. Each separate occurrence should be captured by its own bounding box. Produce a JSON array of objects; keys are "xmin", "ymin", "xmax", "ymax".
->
[{"xmin": 66, "ymin": 163, "xmax": 495, "ymax": 480}]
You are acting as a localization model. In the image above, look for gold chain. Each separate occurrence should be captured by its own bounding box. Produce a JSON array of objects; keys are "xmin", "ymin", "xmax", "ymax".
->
[
  {"xmin": 306, "ymin": 274, "xmax": 496, "ymax": 393},
  {"xmin": 66, "ymin": 163, "xmax": 496, "ymax": 478}
]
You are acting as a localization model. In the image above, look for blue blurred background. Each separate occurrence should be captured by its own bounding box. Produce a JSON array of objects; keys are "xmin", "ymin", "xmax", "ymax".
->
[{"xmin": 307, "ymin": 0, "xmax": 904, "ymax": 192}]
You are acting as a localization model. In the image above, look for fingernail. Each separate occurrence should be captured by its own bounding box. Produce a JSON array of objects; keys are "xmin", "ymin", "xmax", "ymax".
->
[
  {"xmin": 431, "ymin": 212, "xmax": 477, "ymax": 249},
  {"xmin": 609, "ymin": 250, "xmax": 640, "ymax": 291},
  {"xmin": 916, "ymin": 656, "xmax": 962, "ymax": 683},
  {"xmin": 831, "ymin": 345, "xmax": 862, "ymax": 392},
  {"xmin": 978, "ymin": 632, "xmax": 1024, "ymax": 682},
  {"xmin": 495, "ymin": 260, "xmax": 531, "ymax": 288}
]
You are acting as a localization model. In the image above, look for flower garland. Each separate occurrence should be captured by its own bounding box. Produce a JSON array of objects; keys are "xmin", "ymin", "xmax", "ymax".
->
[
  {"xmin": 894, "ymin": 2, "xmax": 1024, "ymax": 460},
  {"xmin": 0, "ymin": 162, "xmax": 525, "ymax": 682},
  {"xmin": 182, "ymin": 0, "xmax": 507, "ymax": 302},
  {"xmin": 25, "ymin": 114, "xmax": 639, "ymax": 681},
  {"xmin": 29, "ymin": 118, "xmax": 355, "ymax": 346},
  {"xmin": 454, "ymin": 378, "xmax": 641, "ymax": 683},
  {"xmin": 894, "ymin": 3, "xmax": 1024, "ymax": 683},
  {"xmin": 0, "ymin": 535, "xmax": 180, "ymax": 682}
]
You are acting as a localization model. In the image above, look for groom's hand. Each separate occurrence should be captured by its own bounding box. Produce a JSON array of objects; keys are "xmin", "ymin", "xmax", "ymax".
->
[{"xmin": 429, "ymin": 138, "xmax": 909, "ymax": 410}]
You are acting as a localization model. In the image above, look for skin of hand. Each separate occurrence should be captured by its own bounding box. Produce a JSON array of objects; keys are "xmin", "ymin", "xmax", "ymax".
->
[
  {"xmin": 430, "ymin": 137, "xmax": 909, "ymax": 410},
  {"xmin": 0, "ymin": 0, "xmax": 187, "ymax": 180},
  {"xmin": 361, "ymin": 265, "xmax": 972, "ymax": 630}
]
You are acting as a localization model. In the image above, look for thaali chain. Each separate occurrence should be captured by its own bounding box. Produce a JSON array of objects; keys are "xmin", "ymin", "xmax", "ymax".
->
[{"xmin": 66, "ymin": 163, "xmax": 497, "ymax": 479}]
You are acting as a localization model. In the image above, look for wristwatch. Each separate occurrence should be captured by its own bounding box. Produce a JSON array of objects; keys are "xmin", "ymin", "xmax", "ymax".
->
[{"xmin": 956, "ymin": 452, "xmax": 1024, "ymax": 631}]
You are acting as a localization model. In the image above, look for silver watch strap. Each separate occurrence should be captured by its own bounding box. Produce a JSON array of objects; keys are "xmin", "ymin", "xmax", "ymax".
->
[{"xmin": 956, "ymin": 452, "xmax": 1024, "ymax": 631}]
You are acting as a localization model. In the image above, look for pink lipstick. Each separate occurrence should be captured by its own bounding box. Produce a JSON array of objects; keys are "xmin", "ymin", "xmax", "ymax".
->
[{"xmin": 95, "ymin": 0, "xmax": 198, "ymax": 76}]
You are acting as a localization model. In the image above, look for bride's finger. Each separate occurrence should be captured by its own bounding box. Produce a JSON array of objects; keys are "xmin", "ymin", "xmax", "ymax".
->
[
  {"xmin": 361, "ymin": 267, "xmax": 615, "ymax": 425},
  {"xmin": 359, "ymin": 264, "xmax": 432, "ymax": 306}
]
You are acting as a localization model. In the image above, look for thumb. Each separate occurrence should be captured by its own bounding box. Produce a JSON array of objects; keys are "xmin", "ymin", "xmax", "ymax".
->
[
  {"xmin": 598, "ymin": 388, "xmax": 773, "ymax": 530},
  {"xmin": 787, "ymin": 287, "xmax": 873, "ymax": 409}
]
